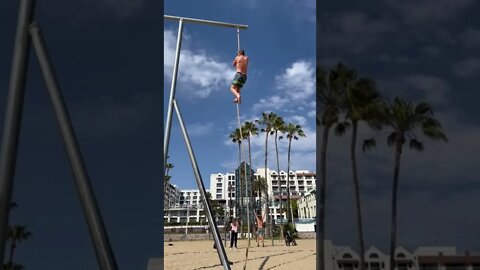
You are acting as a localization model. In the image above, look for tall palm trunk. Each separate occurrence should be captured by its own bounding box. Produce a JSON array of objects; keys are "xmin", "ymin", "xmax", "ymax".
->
[
  {"xmin": 275, "ymin": 132, "xmax": 283, "ymax": 237},
  {"xmin": 318, "ymin": 125, "xmax": 331, "ymax": 270},
  {"xmin": 350, "ymin": 121, "xmax": 366, "ymax": 270},
  {"xmin": 286, "ymin": 138, "xmax": 292, "ymax": 223},
  {"xmin": 264, "ymin": 132, "xmax": 271, "ymax": 241},
  {"xmin": 247, "ymin": 135, "xmax": 253, "ymax": 242},
  {"xmin": 8, "ymin": 242, "xmax": 16, "ymax": 265},
  {"xmin": 389, "ymin": 136, "xmax": 403, "ymax": 270},
  {"xmin": 237, "ymin": 142, "xmax": 242, "ymax": 222}
]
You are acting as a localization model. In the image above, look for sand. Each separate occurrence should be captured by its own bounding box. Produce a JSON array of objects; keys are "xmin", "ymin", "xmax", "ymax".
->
[{"xmin": 164, "ymin": 238, "xmax": 316, "ymax": 270}]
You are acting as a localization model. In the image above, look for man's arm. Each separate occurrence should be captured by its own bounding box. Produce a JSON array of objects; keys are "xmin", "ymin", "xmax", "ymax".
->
[{"xmin": 232, "ymin": 57, "xmax": 237, "ymax": 66}]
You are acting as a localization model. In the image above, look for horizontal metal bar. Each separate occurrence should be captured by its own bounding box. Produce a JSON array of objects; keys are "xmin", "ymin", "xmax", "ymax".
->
[{"xmin": 164, "ymin": 15, "xmax": 248, "ymax": 30}]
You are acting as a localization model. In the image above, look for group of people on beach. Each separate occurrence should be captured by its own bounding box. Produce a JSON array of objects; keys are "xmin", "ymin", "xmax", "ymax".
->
[{"xmin": 229, "ymin": 210, "xmax": 266, "ymax": 249}]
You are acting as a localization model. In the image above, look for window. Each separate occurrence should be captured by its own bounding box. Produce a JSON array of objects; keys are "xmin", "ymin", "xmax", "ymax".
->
[
  {"xmin": 343, "ymin": 253, "xmax": 352, "ymax": 259},
  {"xmin": 397, "ymin": 263, "xmax": 408, "ymax": 270},
  {"xmin": 370, "ymin": 262, "xmax": 381, "ymax": 270},
  {"xmin": 445, "ymin": 264, "xmax": 466, "ymax": 270},
  {"xmin": 216, "ymin": 194, "xmax": 222, "ymax": 199},
  {"xmin": 419, "ymin": 264, "xmax": 437, "ymax": 270},
  {"xmin": 369, "ymin": 253, "xmax": 379, "ymax": 259},
  {"xmin": 217, "ymin": 183, "xmax": 222, "ymax": 187}
]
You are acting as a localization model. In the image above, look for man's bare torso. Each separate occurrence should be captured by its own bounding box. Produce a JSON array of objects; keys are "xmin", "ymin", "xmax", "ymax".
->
[
  {"xmin": 234, "ymin": 55, "xmax": 248, "ymax": 74},
  {"xmin": 256, "ymin": 217, "xmax": 264, "ymax": 228}
]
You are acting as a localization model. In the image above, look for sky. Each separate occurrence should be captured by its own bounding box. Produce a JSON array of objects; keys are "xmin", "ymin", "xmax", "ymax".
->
[
  {"xmin": 164, "ymin": 1, "xmax": 316, "ymax": 192},
  {"xmin": 0, "ymin": 1, "xmax": 163, "ymax": 269},
  {"xmin": 318, "ymin": 0, "xmax": 480, "ymax": 254}
]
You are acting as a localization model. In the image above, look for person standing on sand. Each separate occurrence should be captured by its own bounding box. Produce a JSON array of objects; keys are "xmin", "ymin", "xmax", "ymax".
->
[
  {"xmin": 230, "ymin": 49, "xmax": 248, "ymax": 104},
  {"xmin": 230, "ymin": 218, "xmax": 239, "ymax": 249},
  {"xmin": 255, "ymin": 211, "xmax": 266, "ymax": 247}
]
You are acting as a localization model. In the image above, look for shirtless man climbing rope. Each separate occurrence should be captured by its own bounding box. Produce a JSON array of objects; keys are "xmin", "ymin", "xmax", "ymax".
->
[
  {"xmin": 230, "ymin": 49, "xmax": 248, "ymax": 104},
  {"xmin": 255, "ymin": 211, "xmax": 266, "ymax": 247}
]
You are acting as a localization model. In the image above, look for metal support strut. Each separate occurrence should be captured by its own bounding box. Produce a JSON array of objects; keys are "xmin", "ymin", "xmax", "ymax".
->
[
  {"xmin": 0, "ymin": 1, "xmax": 118, "ymax": 269},
  {"xmin": 164, "ymin": 15, "xmax": 248, "ymax": 270}
]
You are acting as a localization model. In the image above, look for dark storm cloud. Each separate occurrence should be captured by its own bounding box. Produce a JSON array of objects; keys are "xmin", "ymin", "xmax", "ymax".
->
[
  {"xmin": 453, "ymin": 58, "xmax": 480, "ymax": 78},
  {"xmin": 385, "ymin": 0, "xmax": 476, "ymax": 24},
  {"xmin": 319, "ymin": 10, "xmax": 397, "ymax": 53},
  {"xmin": 319, "ymin": 0, "xmax": 480, "ymax": 253}
]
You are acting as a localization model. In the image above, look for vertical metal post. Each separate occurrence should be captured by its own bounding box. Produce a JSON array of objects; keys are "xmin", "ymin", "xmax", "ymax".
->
[
  {"xmin": 164, "ymin": 19, "xmax": 184, "ymax": 167},
  {"xmin": 29, "ymin": 23, "xmax": 118, "ymax": 270},
  {"xmin": 0, "ymin": 0, "xmax": 35, "ymax": 264},
  {"xmin": 173, "ymin": 100, "xmax": 231, "ymax": 270}
]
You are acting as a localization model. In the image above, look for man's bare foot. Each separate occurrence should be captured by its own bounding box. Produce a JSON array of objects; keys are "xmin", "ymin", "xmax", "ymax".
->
[{"xmin": 233, "ymin": 96, "xmax": 241, "ymax": 104}]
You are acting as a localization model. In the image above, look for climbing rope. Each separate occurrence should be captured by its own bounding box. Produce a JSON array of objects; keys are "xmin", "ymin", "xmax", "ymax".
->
[{"xmin": 234, "ymin": 27, "xmax": 252, "ymax": 270}]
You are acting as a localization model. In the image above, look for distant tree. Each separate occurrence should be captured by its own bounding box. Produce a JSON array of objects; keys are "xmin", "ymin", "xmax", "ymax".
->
[
  {"xmin": 6, "ymin": 225, "xmax": 32, "ymax": 266},
  {"xmin": 364, "ymin": 97, "xmax": 447, "ymax": 270},
  {"xmin": 282, "ymin": 122, "xmax": 305, "ymax": 223}
]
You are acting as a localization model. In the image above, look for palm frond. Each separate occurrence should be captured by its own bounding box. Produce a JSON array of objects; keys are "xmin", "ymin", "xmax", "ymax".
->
[
  {"xmin": 409, "ymin": 139, "xmax": 424, "ymax": 151},
  {"xmin": 334, "ymin": 121, "xmax": 351, "ymax": 136},
  {"xmin": 362, "ymin": 138, "xmax": 376, "ymax": 151},
  {"xmin": 387, "ymin": 132, "xmax": 397, "ymax": 146}
]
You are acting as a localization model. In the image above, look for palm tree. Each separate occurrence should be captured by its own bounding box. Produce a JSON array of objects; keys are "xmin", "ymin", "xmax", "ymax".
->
[
  {"xmin": 3, "ymin": 262, "xmax": 24, "ymax": 270},
  {"xmin": 7, "ymin": 225, "xmax": 32, "ymax": 266},
  {"xmin": 242, "ymin": 121, "xmax": 258, "ymax": 231},
  {"xmin": 283, "ymin": 123, "xmax": 306, "ymax": 223},
  {"xmin": 269, "ymin": 114, "xmax": 285, "ymax": 235},
  {"xmin": 230, "ymin": 128, "xmax": 244, "ymax": 220},
  {"xmin": 335, "ymin": 77, "xmax": 382, "ymax": 270},
  {"xmin": 252, "ymin": 176, "xmax": 268, "ymax": 209},
  {"xmin": 317, "ymin": 63, "xmax": 357, "ymax": 270},
  {"xmin": 164, "ymin": 156, "xmax": 174, "ymax": 207},
  {"xmin": 364, "ymin": 97, "xmax": 447, "ymax": 270},
  {"xmin": 255, "ymin": 112, "xmax": 276, "ymax": 241}
]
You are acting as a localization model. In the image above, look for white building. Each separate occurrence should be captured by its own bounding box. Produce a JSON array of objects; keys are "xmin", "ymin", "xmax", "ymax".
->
[
  {"xmin": 164, "ymin": 183, "xmax": 181, "ymax": 209},
  {"xmin": 210, "ymin": 167, "xmax": 316, "ymax": 223},
  {"xmin": 297, "ymin": 188, "xmax": 316, "ymax": 218},
  {"xmin": 164, "ymin": 189, "xmax": 207, "ymax": 224}
]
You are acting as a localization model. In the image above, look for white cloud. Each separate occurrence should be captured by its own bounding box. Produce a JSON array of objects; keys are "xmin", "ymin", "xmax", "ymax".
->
[
  {"xmin": 187, "ymin": 122, "xmax": 214, "ymax": 136},
  {"xmin": 284, "ymin": 115, "xmax": 307, "ymax": 127},
  {"xmin": 452, "ymin": 58, "xmax": 480, "ymax": 78},
  {"xmin": 276, "ymin": 60, "xmax": 315, "ymax": 101},
  {"xmin": 164, "ymin": 29, "xmax": 232, "ymax": 98},
  {"xmin": 251, "ymin": 95, "xmax": 290, "ymax": 112}
]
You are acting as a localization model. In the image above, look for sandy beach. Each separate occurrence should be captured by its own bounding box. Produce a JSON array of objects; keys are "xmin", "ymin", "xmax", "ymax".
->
[{"xmin": 164, "ymin": 238, "xmax": 316, "ymax": 270}]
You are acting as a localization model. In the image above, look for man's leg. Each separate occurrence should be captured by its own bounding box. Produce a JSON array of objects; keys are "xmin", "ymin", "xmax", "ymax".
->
[
  {"xmin": 234, "ymin": 232, "xmax": 238, "ymax": 248},
  {"xmin": 230, "ymin": 231, "xmax": 233, "ymax": 248},
  {"xmin": 230, "ymin": 84, "xmax": 241, "ymax": 103}
]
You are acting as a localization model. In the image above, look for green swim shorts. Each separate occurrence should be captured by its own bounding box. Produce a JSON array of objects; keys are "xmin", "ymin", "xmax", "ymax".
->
[{"xmin": 232, "ymin": 72, "xmax": 247, "ymax": 88}]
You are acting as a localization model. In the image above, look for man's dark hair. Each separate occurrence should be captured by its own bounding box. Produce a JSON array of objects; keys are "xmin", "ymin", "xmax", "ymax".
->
[{"xmin": 238, "ymin": 49, "xmax": 245, "ymax": 55}]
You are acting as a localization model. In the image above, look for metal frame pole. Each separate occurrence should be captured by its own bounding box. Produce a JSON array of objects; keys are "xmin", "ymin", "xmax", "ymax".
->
[
  {"xmin": 0, "ymin": 0, "xmax": 35, "ymax": 264},
  {"xmin": 29, "ymin": 23, "xmax": 118, "ymax": 270},
  {"xmin": 173, "ymin": 100, "xmax": 231, "ymax": 270},
  {"xmin": 164, "ymin": 15, "xmax": 247, "ymax": 30},
  {"xmin": 164, "ymin": 18, "xmax": 184, "ymax": 167}
]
